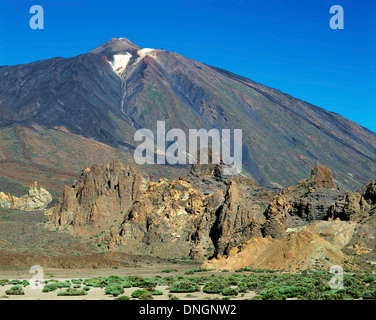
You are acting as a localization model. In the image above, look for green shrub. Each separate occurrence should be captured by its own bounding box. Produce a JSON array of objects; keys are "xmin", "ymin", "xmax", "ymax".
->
[
  {"xmin": 71, "ymin": 279, "xmax": 83, "ymax": 285},
  {"xmin": 117, "ymin": 295, "xmax": 131, "ymax": 300},
  {"xmin": 131, "ymin": 289, "xmax": 149, "ymax": 298},
  {"xmin": 150, "ymin": 290, "xmax": 163, "ymax": 296},
  {"xmin": 162, "ymin": 269, "xmax": 178, "ymax": 273},
  {"xmin": 260, "ymin": 288, "xmax": 287, "ymax": 300},
  {"xmin": 362, "ymin": 291, "xmax": 376, "ymax": 299},
  {"xmin": 184, "ymin": 270, "xmax": 195, "ymax": 275},
  {"xmin": 246, "ymin": 281, "xmax": 261, "ymax": 290},
  {"xmin": 42, "ymin": 282, "xmax": 59, "ymax": 293},
  {"xmin": 170, "ymin": 281, "xmax": 199, "ymax": 293},
  {"xmin": 22, "ymin": 280, "xmax": 30, "ymax": 287},
  {"xmin": 105, "ymin": 284, "xmax": 125, "ymax": 296},
  {"xmin": 106, "ymin": 275, "xmax": 122, "ymax": 283},
  {"xmin": 277, "ymin": 286, "xmax": 309, "ymax": 298},
  {"xmin": 222, "ymin": 288, "xmax": 239, "ymax": 296},
  {"xmin": 120, "ymin": 281, "xmax": 132, "ymax": 288},
  {"xmin": 169, "ymin": 295, "xmax": 180, "ymax": 300},
  {"xmin": 363, "ymin": 276, "xmax": 375, "ymax": 283},
  {"xmin": 57, "ymin": 288, "xmax": 87, "ymax": 296},
  {"xmin": 83, "ymin": 277, "xmax": 107, "ymax": 288},
  {"xmin": 56, "ymin": 281, "xmax": 71, "ymax": 288},
  {"xmin": 0, "ymin": 279, "xmax": 9, "ymax": 286},
  {"xmin": 5, "ymin": 285, "xmax": 24, "ymax": 295},
  {"xmin": 203, "ymin": 280, "xmax": 228, "ymax": 294},
  {"xmin": 139, "ymin": 292, "xmax": 153, "ymax": 300}
]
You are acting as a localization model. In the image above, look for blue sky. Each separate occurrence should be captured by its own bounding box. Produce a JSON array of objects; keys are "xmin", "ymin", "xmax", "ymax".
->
[{"xmin": 0, "ymin": 0, "xmax": 375, "ymax": 132}]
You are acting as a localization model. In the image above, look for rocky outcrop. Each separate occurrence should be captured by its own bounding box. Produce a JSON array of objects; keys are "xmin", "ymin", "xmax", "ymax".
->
[
  {"xmin": 50, "ymin": 159, "xmax": 268, "ymax": 259},
  {"xmin": 308, "ymin": 164, "xmax": 337, "ymax": 189},
  {"xmin": 262, "ymin": 165, "xmax": 342, "ymax": 238},
  {"xmin": 51, "ymin": 160, "xmax": 367, "ymax": 264},
  {"xmin": 202, "ymin": 220, "xmax": 356, "ymax": 272},
  {"xmin": 208, "ymin": 180, "xmax": 262, "ymax": 256},
  {"xmin": 327, "ymin": 180, "xmax": 376, "ymax": 223},
  {"xmin": 105, "ymin": 177, "xmax": 214, "ymax": 258},
  {"xmin": 0, "ymin": 182, "xmax": 52, "ymax": 210},
  {"xmin": 51, "ymin": 160, "xmax": 148, "ymax": 235},
  {"xmin": 188, "ymin": 180, "xmax": 264, "ymax": 259},
  {"xmin": 51, "ymin": 160, "xmax": 221, "ymax": 257}
]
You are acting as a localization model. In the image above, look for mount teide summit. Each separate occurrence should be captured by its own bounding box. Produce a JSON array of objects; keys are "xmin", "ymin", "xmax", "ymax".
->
[{"xmin": 0, "ymin": 37, "xmax": 375, "ymax": 191}]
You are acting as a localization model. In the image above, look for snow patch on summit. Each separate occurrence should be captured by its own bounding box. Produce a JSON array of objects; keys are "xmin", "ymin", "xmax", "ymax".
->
[
  {"xmin": 137, "ymin": 48, "xmax": 156, "ymax": 59},
  {"xmin": 108, "ymin": 52, "xmax": 132, "ymax": 75}
]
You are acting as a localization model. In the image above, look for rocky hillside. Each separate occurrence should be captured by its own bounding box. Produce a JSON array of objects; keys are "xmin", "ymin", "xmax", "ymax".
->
[
  {"xmin": 48, "ymin": 159, "xmax": 376, "ymax": 270},
  {"xmin": 50, "ymin": 160, "xmax": 272, "ymax": 259},
  {"xmin": 1, "ymin": 38, "xmax": 375, "ymax": 191}
]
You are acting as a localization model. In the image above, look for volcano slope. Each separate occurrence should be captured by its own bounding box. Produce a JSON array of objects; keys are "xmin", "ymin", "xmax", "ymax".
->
[{"xmin": 0, "ymin": 38, "xmax": 375, "ymax": 193}]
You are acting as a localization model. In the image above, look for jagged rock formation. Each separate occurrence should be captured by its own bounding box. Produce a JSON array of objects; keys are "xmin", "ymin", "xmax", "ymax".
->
[
  {"xmin": 262, "ymin": 164, "xmax": 343, "ymax": 238},
  {"xmin": 51, "ymin": 160, "xmax": 148, "ymax": 235},
  {"xmin": 327, "ymin": 180, "xmax": 376, "ymax": 223},
  {"xmin": 189, "ymin": 180, "xmax": 263, "ymax": 260},
  {"xmin": 0, "ymin": 182, "xmax": 52, "ymax": 210},
  {"xmin": 50, "ymin": 160, "xmax": 376, "ymax": 265},
  {"xmin": 51, "ymin": 160, "xmax": 218, "ymax": 257},
  {"xmin": 104, "ymin": 177, "xmax": 214, "ymax": 258},
  {"xmin": 51, "ymin": 159, "xmax": 268, "ymax": 259}
]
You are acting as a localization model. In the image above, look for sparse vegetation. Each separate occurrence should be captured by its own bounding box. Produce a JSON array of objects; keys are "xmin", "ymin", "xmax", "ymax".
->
[
  {"xmin": 162, "ymin": 269, "xmax": 178, "ymax": 273},
  {"xmin": 1, "ymin": 269, "xmax": 376, "ymax": 300}
]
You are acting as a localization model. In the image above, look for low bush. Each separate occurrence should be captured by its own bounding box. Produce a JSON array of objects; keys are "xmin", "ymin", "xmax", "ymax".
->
[
  {"xmin": 361, "ymin": 290, "xmax": 376, "ymax": 299},
  {"xmin": 222, "ymin": 288, "xmax": 239, "ymax": 296},
  {"xmin": 83, "ymin": 277, "xmax": 107, "ymax": 288},
  {"xmin": 139, "ymin": 292, "xmax": 154, "ymax": 300},
  {"xmin": 57, "ymin": 288, "xmax": 87, "ymax": 296},
  {"xmin": 56, "ymin": 281, "xmax": 71, "ymax": 288},
  {"xmin": 150, "ymin": 290, "xmax": 163, "ymax": 296},
  {"xmin": 170, "ymin": 281, "xmax": 200, "ymax": 293},
  {"xmin": 0, "ymin": 279, "xmax": 9, "ymax": 286},
  {"xmin": 259, "ymin": 288, "xmax": 287, "ymax": 300},
  {"xmin": 131, "ymin": 289, "xmax": 149, "ymax": 299},
  {"xmin": 42, "ymin": 282, "xmax": 58, "ymax": 293},
  {"xmin": 203, "ymin": 280, "xmax": 228, "ymax": 294},
  {"xmin": 105, "ymin": 283, "xmax": 125, "ymax": 296},
  {"xmin": 162, "ymin": 269, "xmax": 178, "ymax": 273},
  {"xmin": 363, "ymin": 276, "xmax": 375, "ymax": 283},
  {"xmin": 5, "ymin": 285, "xmax": 24, "ymax": 295},
  {"xmin": 71, "ymin": 279, "xmax": 83, "ymax": 285}
]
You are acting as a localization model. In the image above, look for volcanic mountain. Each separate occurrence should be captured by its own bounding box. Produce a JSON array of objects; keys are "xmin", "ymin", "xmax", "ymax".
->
[{"xmin": 0, "ymin": 37, "xmax": 375, "ymax": 192}]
